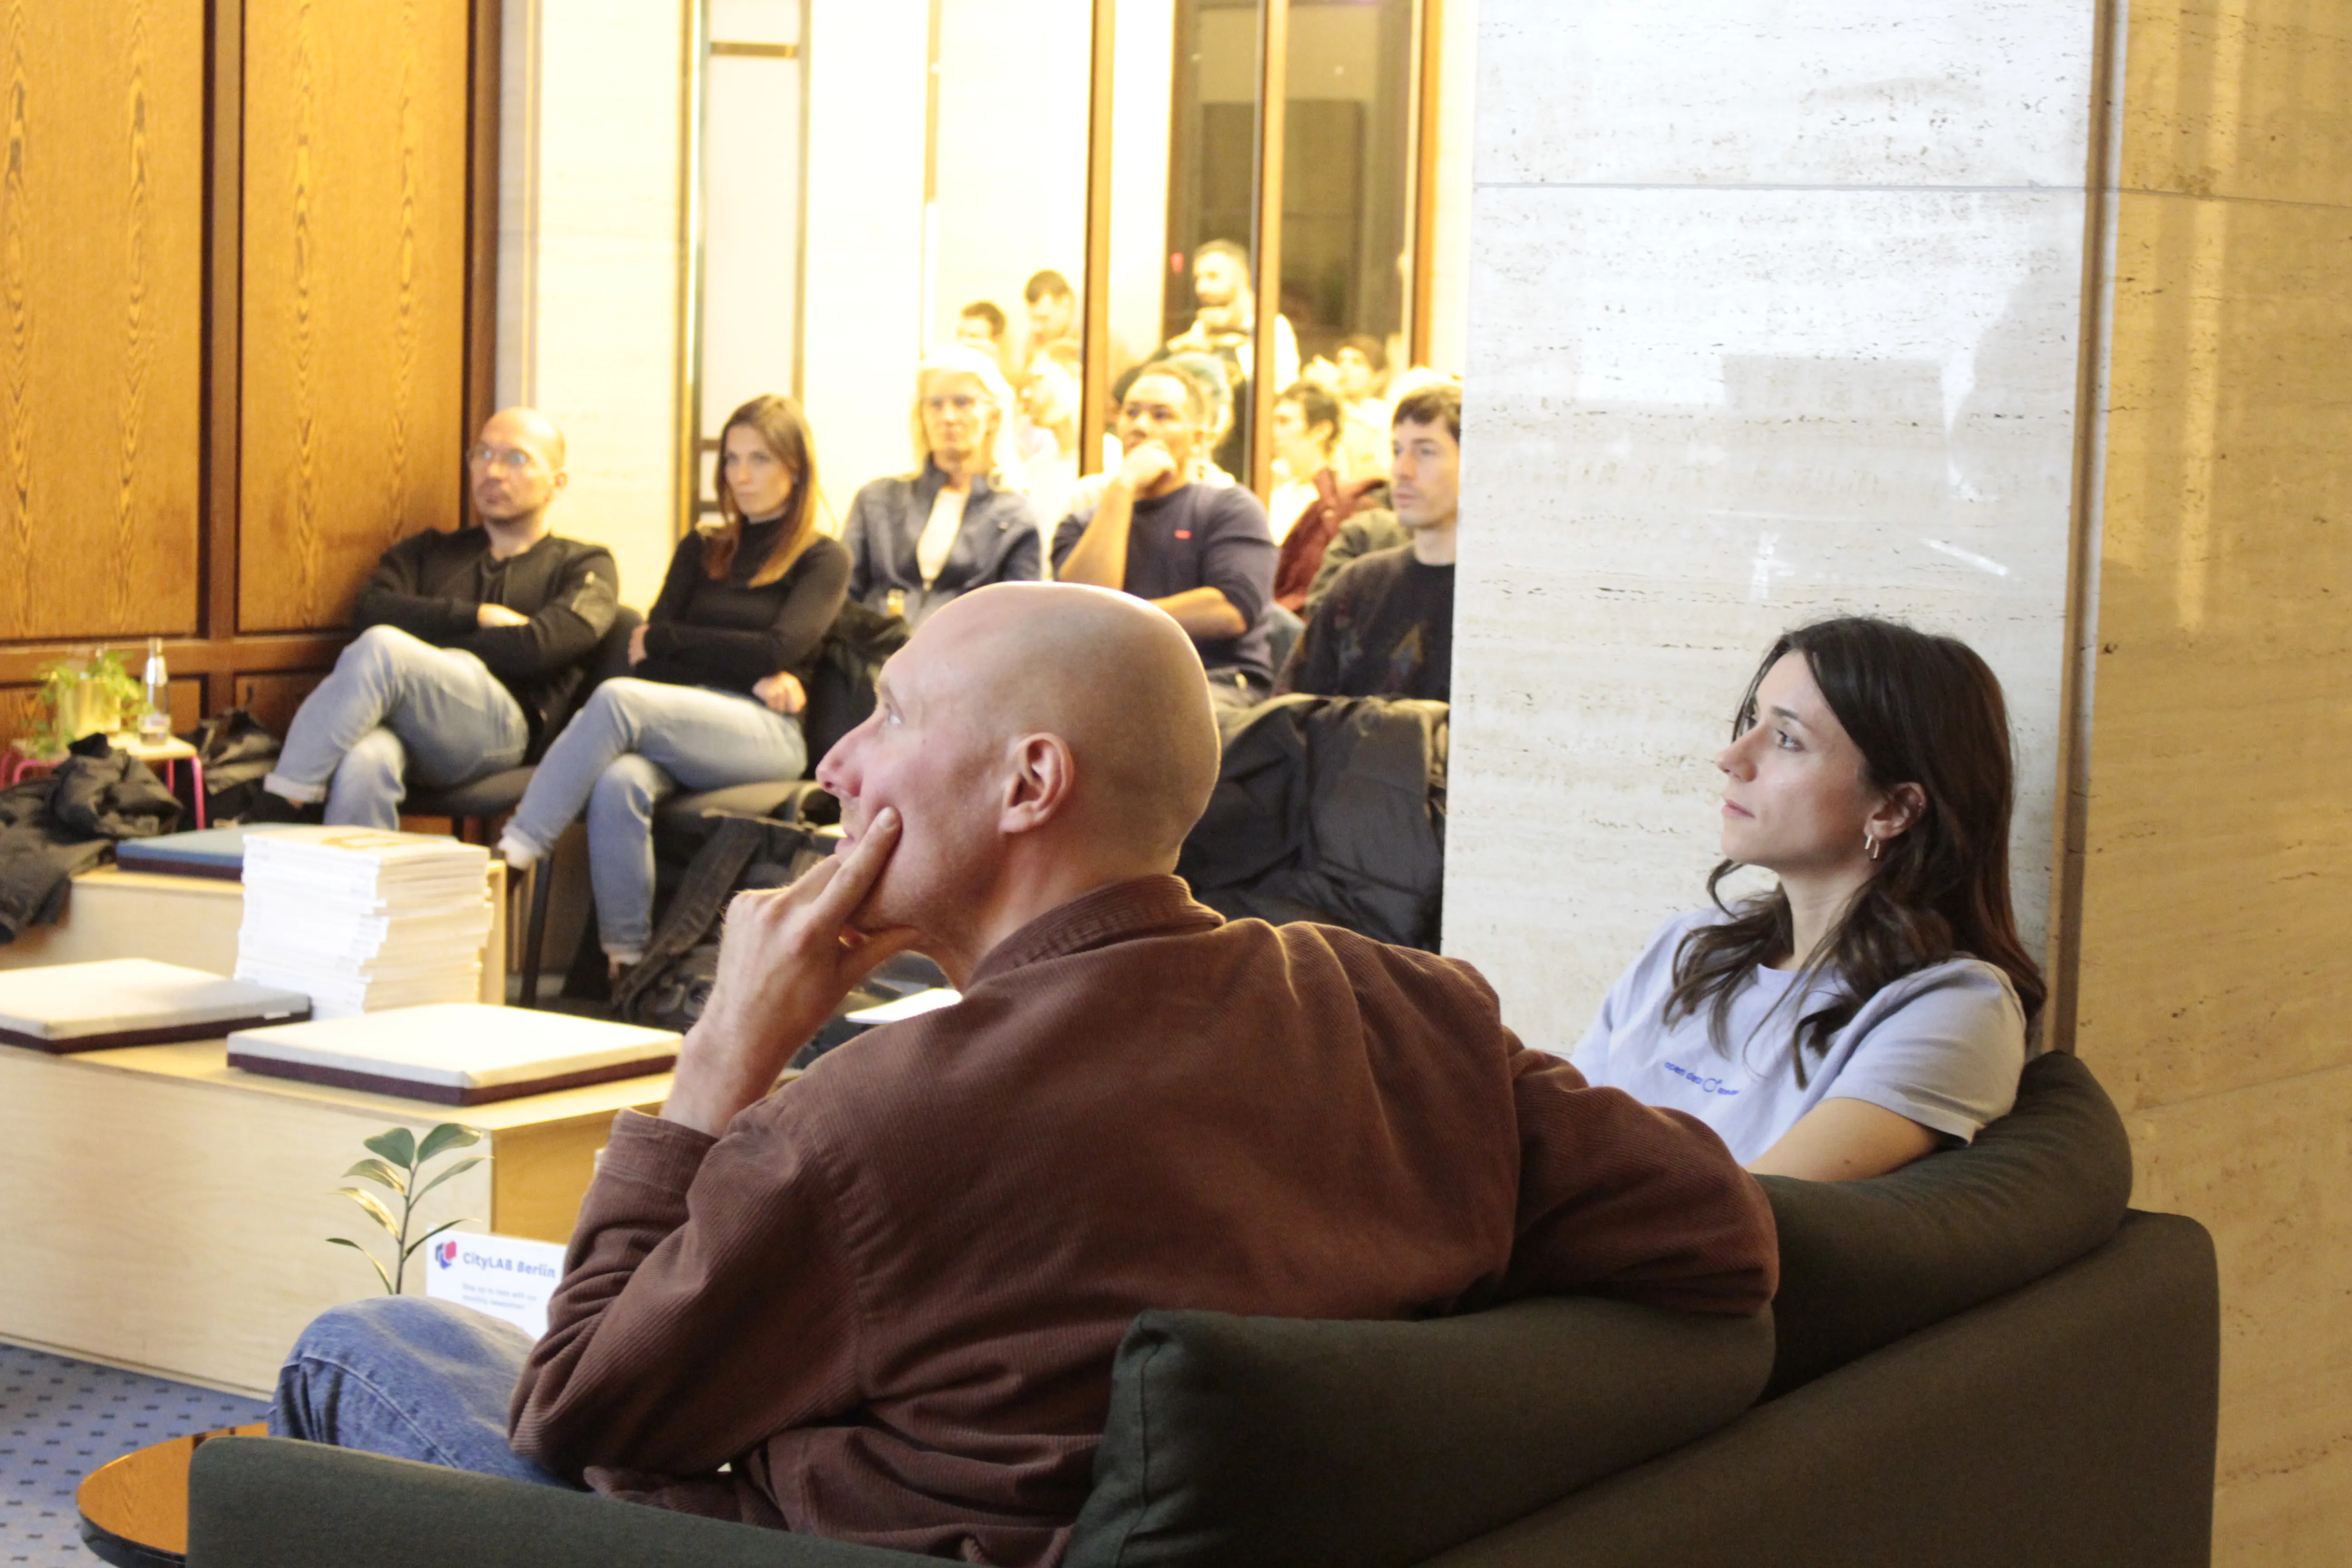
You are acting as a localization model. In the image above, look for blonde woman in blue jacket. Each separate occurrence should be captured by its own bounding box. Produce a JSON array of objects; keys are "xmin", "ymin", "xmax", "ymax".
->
[{"xmin": 840, "ymin": 344, "xmax": 1043, "ymax": 629}]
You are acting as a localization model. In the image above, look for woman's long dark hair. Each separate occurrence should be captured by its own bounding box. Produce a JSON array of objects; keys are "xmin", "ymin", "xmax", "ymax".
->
[
  {"xmin": 1665, "ymin": 617, "xmax": 2044, "ymax": 1082},
  {"xmin": 702, "ymin": 394, "xmax": 821, "ymax": 587}
]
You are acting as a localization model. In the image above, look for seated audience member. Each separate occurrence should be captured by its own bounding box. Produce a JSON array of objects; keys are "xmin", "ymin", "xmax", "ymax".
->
[
  {"xmin": 1165, "ymin": 239, "xmax": 1300, "ymax": 392},
  {"xmin": 1302, "ymin": 500, "xmax": 1413, "ymax": 618},
  {"xmin": 1020, "ymin": 339, "xmax": 1083, "ymax": 529},
  {"xmin": 1266, "ymin": 380, "xmax": 1341, "ymax": 541},
  {"xmin": 1165, "ymin": 240, "xmax": 1298, "ymax": 476},
  {"xmin": 270, "ymin": 583, "xmax": 1777, "ymax": 1565},
  {"xmin": 1269, "ymin": 381, "xmax": 1387, "ymax": 612},
  {"xmin": 1161, "ymin": 352, "xmax": 1242, "ymax": 486},
  {"xmin": 956, "ymin": 299, "xmax": 1012, "ymax": 378},
  {"xmin": 1023, "ymin": 267, "xmax": 1077, "ymax": 349},
  {"xmin": 841, "ymin": 345, "xmax": 1041, "ymax": 629},
  {"xmin": 1052, "ymin": 366, "xmax": 1277, "ymax": 707},
  {"xmin": 256, "ymin": 408, "xmax": 618, "ymax": 828},
  {"xmin": 497, "ymin": 394, "xmax": 849, "ymax": 973},
  {"xmin": 1331, "ymin": 332, "xmax": 1394, "ymax": 481},
  {"xmin": 1281, "ymin": 382, "xmax": 1459, "ymax": 701},
  {"xmin": 1571, "ymin": 616, "xmax": 2040, "ymax": 1181}
]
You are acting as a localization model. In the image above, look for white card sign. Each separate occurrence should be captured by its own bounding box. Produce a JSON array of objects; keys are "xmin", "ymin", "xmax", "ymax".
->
[{"xmin": 422, "ymin": 1231, "xmax": 568, "ymax": 1338}]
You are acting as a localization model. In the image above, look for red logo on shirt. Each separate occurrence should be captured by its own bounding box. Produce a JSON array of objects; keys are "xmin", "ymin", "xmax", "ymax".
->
[{"xmin": 1173, "ymin": 529, "xmax": 1192, "ymax": 539}]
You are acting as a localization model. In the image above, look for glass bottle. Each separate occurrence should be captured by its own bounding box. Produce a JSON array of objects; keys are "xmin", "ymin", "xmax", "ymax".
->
[{"xmin": 140, "ymin": 637, "xmax": 171, "ymax": 743}]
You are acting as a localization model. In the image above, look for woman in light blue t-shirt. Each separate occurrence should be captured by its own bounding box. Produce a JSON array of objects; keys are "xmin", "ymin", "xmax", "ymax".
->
[{"xmin": 1571, "ymin": 617, "xmax": 2043, "ymax": 1181}]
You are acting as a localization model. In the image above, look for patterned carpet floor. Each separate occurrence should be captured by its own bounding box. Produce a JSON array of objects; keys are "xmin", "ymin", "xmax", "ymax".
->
[{"xmin": 0, "ymin": 1343, "xmax": 267, "ymax": 1568}]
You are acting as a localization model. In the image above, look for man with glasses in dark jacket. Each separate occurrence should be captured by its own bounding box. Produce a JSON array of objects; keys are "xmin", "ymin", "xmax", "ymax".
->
[{"xmin": 254, "ymin": 408, "xmax": 619, "ymax": 828}]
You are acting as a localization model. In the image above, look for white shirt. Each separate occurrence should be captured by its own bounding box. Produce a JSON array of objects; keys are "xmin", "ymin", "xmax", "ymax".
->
[
  {"xmin": 1024, "ymin": 452, "xmax": 1079, "ymax": 541},
  {"xmin": 916, "ymin": 485, "xmax": 970, "ymax": 588},
  {"xmin": 1564, "ymin": 909, "xmax": 2028, "ymax": 1164}
]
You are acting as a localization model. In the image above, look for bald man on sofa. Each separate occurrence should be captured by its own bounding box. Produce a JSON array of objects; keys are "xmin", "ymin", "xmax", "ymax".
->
[{"xmin": 270, "ymin": 583, "xmax": 1777, "ymax": 1568}]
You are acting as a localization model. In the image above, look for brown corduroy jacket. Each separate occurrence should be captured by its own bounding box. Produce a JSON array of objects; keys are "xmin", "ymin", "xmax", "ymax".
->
[{"xmin": 510, "ymin": 876, "xmax": 1777, "ymax": 1567}]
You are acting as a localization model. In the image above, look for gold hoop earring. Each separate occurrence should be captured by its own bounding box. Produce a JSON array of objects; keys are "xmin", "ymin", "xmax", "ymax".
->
[{"xmin": 1865, "ymin": 831, "xmax": 1881, "ymax": 862}]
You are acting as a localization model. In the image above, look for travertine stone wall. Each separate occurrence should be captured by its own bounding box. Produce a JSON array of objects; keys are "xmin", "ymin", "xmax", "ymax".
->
[
  {"xmin": 1448, "ymin": 0, "xmax": 2096, "ymax": 1048},
  {"xmin": 2076, "ymin": 2, "xmax": 2352, "ymax": 1559},
  {"xmin": 1450, "ymin": 3, "xmax": 2352, "ymax": 1562}
]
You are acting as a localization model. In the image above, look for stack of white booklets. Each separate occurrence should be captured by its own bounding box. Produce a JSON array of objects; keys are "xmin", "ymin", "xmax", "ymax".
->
[{"xmin": 234, "ymin": 828, "xmax": 493, "ymax": 1019}]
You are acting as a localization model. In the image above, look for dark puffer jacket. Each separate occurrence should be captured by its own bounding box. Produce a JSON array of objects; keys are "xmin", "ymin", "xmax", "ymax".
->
[
  {"xmin": 0, "ymin": 731, "xmax": 184, "ymax": 941},
  {"xmin": 1177, "ymin": 694, "xmax": 1448, "ymax": 951}
]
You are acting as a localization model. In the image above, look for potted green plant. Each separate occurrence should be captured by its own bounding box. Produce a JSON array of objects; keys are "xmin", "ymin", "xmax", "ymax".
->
[
  {"xmin": 27, "ymin": 648, "xmax": 144, "ymax": 754},
  {"xmin": 328, "ymin": 1123, "xmax": 485, "ymax": 1295}
]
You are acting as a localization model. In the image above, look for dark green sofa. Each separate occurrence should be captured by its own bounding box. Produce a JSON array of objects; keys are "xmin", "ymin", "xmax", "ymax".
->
[{"xmin": 186, "ymin": 1053, "xmax": 2219, "ymax": 1568}]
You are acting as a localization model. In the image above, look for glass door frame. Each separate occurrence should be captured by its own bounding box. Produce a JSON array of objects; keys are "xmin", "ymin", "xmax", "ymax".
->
[
  {"xmin": 672, "ymin": 0, "xmax": 1444, "ymax": 528},
  {"xmin": 1162, "ymin": 0, "xmax": 1444, "ymax": 501}
]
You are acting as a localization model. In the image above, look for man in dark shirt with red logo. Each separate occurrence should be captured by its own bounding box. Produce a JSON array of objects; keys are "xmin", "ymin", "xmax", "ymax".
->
[
  {"xmin": 256, "ymin": 408, "xmax": 619, "ymax": 827},
  {"xmin": 1050, "ymin": 365, "xmax": 1278, "ymax": 707}
]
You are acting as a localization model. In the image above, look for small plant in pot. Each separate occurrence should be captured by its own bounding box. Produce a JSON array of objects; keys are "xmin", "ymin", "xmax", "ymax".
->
[
  {"xmin": 28, "ymin": 648, "xmax": 143, "ymax": 754},
  {"xmin": 328, "ymin": 1123, "xmax": 484, "ymax": 1294}
]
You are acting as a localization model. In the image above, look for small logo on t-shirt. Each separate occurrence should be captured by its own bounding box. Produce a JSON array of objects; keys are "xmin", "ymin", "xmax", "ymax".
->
[
  {"xmin": 1663, "ymin": 1060, "xmax": 1741, "ymax": 1096},
  {"xmin": 1173, "ymin": 529, "xmax": 1192, "ymax": 539}
]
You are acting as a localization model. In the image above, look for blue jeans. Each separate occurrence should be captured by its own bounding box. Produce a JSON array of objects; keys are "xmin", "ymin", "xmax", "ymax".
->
[
  {"xmin": 269, "ymin": 1296, "xmax": 576, "ymax": 1488},
  {"xmin": 500, "ymin": 678, "xmax": 807, "ymax": 960},
  {"xmin": 264, "ymin": 626, "xmax": 531, "ymax": 829}
]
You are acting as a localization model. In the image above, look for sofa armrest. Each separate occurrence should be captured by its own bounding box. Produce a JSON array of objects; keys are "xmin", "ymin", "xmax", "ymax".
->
[
  {"xmin": 1067, "ymin": 1295, "xmax": 1775, "ymax": 1568},
  {"xmin": 186, "ymin": 1438, "xmax": 932, "ymax": 1568},
  {"xmin": 1419, "ymin": 1210, "xmax": 2218, "ymax": 1568}
]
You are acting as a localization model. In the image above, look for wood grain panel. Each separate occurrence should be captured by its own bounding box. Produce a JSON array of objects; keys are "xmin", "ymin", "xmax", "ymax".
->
[
  {"xmin": 238, "ymin": 0, "xmax": 471, "ymax": 633},
  {"xmin": 0, "ymin": 1, "xmax": 205, "ymax": 643}
]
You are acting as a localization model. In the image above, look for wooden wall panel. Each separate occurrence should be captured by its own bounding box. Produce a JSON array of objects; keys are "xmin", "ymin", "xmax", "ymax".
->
[
  {"xmin": 237, "ymin": 0, "xmax": 471, "ymax": 633},
  {"xmin": 0, "ymin": 1, "xmax": 205, "ymax": 643}
]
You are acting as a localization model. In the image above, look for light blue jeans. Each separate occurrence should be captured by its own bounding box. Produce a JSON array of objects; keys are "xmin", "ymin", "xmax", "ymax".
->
[
  {"xmin": 269, "ymin": 1296, "xmax": 574, "ymax": 1488},
  {"xmin": 264, "ymin": 626, "xmax": 530, "ymax": 829},
  {"xmin": 501, "ymin": 677, "xmax": 807, "ymax": 960}
]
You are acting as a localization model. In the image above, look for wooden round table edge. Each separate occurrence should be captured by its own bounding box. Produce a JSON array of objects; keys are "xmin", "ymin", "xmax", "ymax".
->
[{"xmin": 77, "ymin": 1423, "xmax": 268, "ymax": 1568}]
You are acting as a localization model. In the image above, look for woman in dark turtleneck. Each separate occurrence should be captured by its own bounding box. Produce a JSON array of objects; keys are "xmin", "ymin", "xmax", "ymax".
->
[{"xmin": 499, "ymin": 394, "xmax": 849, "ymax": 973}]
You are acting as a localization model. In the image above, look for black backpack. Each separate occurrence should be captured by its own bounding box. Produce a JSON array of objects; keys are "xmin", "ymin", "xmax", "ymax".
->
[
  {"xmin": 802, "ymin": 601, "xmax": 911, "ymax": 762},
  {"xmin": 188, "ymin": 708, "xmax": 283, "ymax": 823},
  {"xmin": 610, "ymin": 811, "xmax": 947, "ymax": 1064},
  {"xmin": 611, "ymin": 815, "xmax": 832, "ymax": 1034}
]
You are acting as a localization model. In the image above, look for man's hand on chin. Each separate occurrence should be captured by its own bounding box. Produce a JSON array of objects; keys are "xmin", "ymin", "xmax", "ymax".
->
[{"xmin": 661, "ymin": 808, "xmax": 923, "ymax": 1137}]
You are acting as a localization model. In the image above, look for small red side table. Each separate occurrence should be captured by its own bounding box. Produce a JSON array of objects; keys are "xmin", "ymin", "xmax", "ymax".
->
[{"xmin": 5, "ymin": 735, "xmax": 208, "ymax": 828}]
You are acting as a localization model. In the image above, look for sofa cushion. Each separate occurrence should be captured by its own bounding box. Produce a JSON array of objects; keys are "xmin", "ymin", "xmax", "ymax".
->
[
  {"xmin": 1062, "ymin": 1295, "xmax": 1773, "ymax": 1568},
  {"xmin": 1758, "ymin": 1049, "xmax": 2132, "ymax": 1399}
]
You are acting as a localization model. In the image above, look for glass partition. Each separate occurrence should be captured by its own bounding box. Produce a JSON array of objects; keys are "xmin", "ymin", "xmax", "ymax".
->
[
  {"xmin": 680, "ymin": 0, "xmax": 1438, "ymax": 527},
  {"xmin": 1161, "ymin": 0, "xmax": 1267, "ymax": 485},
  {"xmin": 691, "ymin": 0, "xmax": 808, "ymax": 521},
  {"xmin": 923, "ymin": 0, "xmax": 1097, "ymax": 526},
  {"xmin": 1154, "ymin": 0, "xmax": 1426, "ymax": 503},
  {"xmin": 1283, "ymin": 0, "xmax": 1416, "ymax": 488}
]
